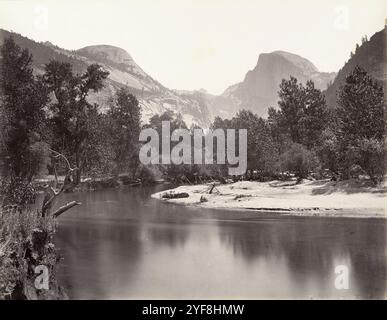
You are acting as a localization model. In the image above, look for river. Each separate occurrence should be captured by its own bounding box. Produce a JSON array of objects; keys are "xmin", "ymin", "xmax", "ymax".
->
[{"xmin": 55, "ymin": 185, "xmax": 386, "ymax": 299}]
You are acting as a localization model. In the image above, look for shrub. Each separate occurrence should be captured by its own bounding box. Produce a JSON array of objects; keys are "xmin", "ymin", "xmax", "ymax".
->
[
  {"xmin": 279, "ymin": 143, "xmax": 321, "ymax": 179},
  {"xmin": 356, "ymin": 138, "xmax": 384, "ymax": 184}
]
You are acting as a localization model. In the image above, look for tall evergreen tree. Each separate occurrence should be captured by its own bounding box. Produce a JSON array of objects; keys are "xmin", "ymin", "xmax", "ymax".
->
[
  {"xmin": 337, "ymin": 66, "xmax": 383, "ymax": 141},
  {"xmin": 301, "ymin": 80, "xmax": 329, "ymax": 149},
  {"xmin": 275, "ymin": 77, "xmax": 328, "ymax": 149},
  {"xmin": 336, "ymin": 66, "xmax": 384, "ymax": 183},
  {"xmin": 277, "ymin": 76, "xmax": 305, "ymax": 144}
]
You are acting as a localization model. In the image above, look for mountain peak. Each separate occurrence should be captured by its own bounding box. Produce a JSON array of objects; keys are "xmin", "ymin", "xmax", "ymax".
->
[
  {"xmin": 218, "ymin": 50, "xmax": 336, "ymax": 117},
  {"xmin": 77, "ymin": 45, "xmax": 134, "ymax": 65},
  {"xmin": 270, "ymin": 50, "xmax": 319, "ymax": 74},
  {"xmin": 43, "ymin": 41, "xmax": 55, "ymax": 47}
]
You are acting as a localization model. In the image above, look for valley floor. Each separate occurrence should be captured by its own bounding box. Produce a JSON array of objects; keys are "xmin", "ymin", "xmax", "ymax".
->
[{"xmin": 152, "ymin": 179, "xmax": 386, "ymax": 218}]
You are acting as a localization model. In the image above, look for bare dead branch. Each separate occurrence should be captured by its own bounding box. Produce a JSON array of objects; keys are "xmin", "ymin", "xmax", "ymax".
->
[
  {"xmin": 53, "ymin": 161, "xmax": 58, "ymax": 189},
  {"xmin": 48, "ymin": 148, "xmax": 78, "ymax": 172}
]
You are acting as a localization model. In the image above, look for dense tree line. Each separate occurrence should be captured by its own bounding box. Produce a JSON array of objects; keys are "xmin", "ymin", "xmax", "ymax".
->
[
  {"xmin": 211, "ymin": 67, "xmax": 384, "ymax": 184},
  {"xmin": 0, "ymin": 37, "xmax": 143, "ymax": 204},
  {"xmin": 0, "ymin": 36, "xmax": 384, "ymax": 197},
  {"xmin": 140, "ymin": 65, "xmax": 384, "ymax": 184}
]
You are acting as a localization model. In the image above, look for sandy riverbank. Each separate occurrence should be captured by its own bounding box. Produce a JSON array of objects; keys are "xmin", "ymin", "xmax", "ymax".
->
[{"xmin": 152, "ymin": 179, "xmax": 386, "ymax": 218}]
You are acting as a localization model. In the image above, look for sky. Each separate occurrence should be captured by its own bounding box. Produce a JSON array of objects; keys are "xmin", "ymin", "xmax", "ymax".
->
[{"xmin": 0, "ymin": 0, "xmax": 385, "ymax": 95}]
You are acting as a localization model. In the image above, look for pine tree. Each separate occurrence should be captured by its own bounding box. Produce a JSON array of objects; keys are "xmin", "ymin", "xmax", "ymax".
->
[
  {"xmin": 277, "ymin": 76, "xmax": 306, "ymax": 144},
  {"xmin": 301, "ymin": 80, "xmax": 329, "ymax": 149},
  {"xmin": 337, "ymin": 66, "xmax": 384, "ymax": 183},
  {"xmin": 337, "ymin": 66, "xmax": 383, "ymax": 141},
  {"xmin": 276, "ymin": 77, "xmax": 328, "ymax": 148}
]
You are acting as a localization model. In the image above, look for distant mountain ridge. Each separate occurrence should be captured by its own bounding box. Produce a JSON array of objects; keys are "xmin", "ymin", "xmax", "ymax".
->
[
  {"xmin": 0, "ymin": 29, "xmax": 211, "ymax": 128},
  {"xmin": 1, "ymin": 27, "xmax": 384, "ymax": 125}
]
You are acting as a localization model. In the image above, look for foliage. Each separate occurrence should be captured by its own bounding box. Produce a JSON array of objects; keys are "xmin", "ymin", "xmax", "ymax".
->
[
  {"xmin": 0, "ymin": 37, "xmax": 49, "ymax": 182},
  {"xmin": 353, "ymin": 138, "xmax": 384, "ymax": 183},
  {"xmin": 336, "ymin": 66, "xmax": 384, "ymax": 182},
  {"xmin": 273, "ymin": 77, "xmax": 328, "ymax": 149},
  {"xmin": 0, "ymin": 177, "xmax": 36, "ymax": 207},
  {"xmin": 107, "ymin": 88, "xmax": 141, "ymax": 176},
  {"xmin": 337, "ymin": 66, "xmax": 383, "ymax": 141},
  {"xmin": 315, "ymin": 128, "xmax": 339, "ymax": 174},
  {"xmin": 43, "ymin": 60, "xmax": 109, "ymax": 183},
  {"xmin": 279, "ymin": 143, "xmax": 320, "ymax": 179}
]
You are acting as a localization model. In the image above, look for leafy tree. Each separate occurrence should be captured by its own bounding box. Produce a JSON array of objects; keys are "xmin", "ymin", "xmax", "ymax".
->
[
  {"xmin": 231, "ymin": 110, "xmax": 279, "ymax": 177},
  {"xmin": 148, "ymin": 110, "xmax": 188, "ymax": 132},
  {"xmin": 144, "ymin": 111, "xmax": 193, "ymax": 180},
  {"xmin": 0, "ymin": 40, "xmax": 77, "ymax": 300},
  {"xmin": 211, "ymin": 116, "xmax": 233, "ymax": 131},
  {"xmin": 107, "ymin": 88, "xmax": 141, "ymax": 176},
  {"xmin": 43, "ymin": 61, "xmax": 109, "ymax": 183},
  {"xmin": 81, "ymin": 110, "xmax": 114, "ymax": 176},
  {"xmin": 0, "ymin": 37, "xmax": 49, "ymax": 203}
]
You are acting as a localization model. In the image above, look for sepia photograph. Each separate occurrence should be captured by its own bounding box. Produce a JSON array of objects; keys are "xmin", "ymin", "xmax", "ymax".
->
[{"xmin": 0, "ymin": 0, "xmax": 386, "ymax": 308}]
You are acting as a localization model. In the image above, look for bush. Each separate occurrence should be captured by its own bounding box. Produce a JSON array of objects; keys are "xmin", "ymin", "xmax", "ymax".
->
[
  {"xmin": 279, "ymin": 143, "xmax": 321, "ymax": 179},
  {"xmin": 0, "ymin": 178, "xmax": 36, "ymax": 206},
  {"xmin": 316, "ymin": 128, "xmax": 339, "ymax": 174},
  {"xmin": 356, "ymin": 138, "xmax": 384, "ymax": 184}
]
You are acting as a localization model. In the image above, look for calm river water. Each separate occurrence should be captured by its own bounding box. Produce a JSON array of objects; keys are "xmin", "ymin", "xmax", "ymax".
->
[{"xmin": 56, "ymin": 185, "xmax": 386, "ymax": 299}]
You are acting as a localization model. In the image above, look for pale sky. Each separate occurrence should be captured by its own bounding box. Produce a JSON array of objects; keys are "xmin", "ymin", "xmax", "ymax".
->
[{"xmin": 0, "ymin": 0, "xmax": 385, "ymax": 95}]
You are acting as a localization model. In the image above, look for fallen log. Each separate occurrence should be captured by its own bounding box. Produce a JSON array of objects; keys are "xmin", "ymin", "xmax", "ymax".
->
[
  {"xmin": 162, "ymin": 192, "xmax": 189, "ymax": 199},
  {"xmin": 52, "ymin": 201, "xmax": 81, "ymax": 218}
]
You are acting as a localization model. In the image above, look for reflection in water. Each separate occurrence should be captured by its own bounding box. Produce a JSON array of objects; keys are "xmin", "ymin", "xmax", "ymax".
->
[
  {"xmin": 56, "ymin": 186, "xmax": 386, "ymax": 299},
  {"xmin": 218, "ymin": 218, "xmax": 386, "ymax": 299}
]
